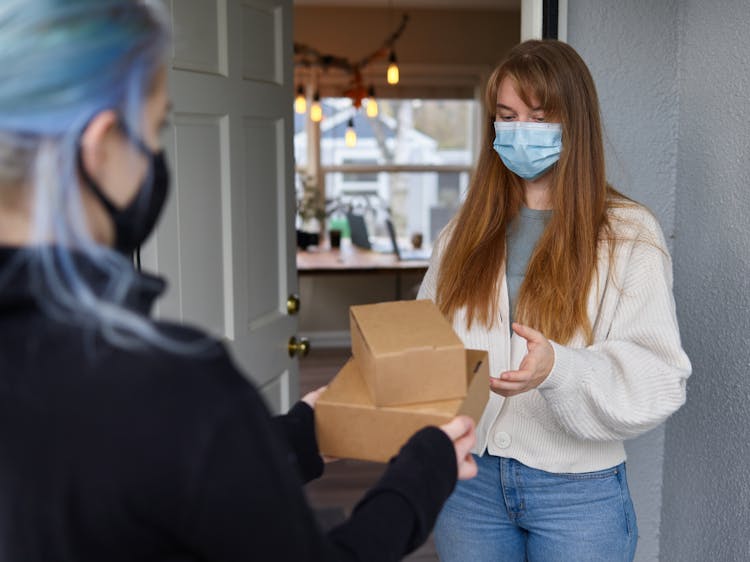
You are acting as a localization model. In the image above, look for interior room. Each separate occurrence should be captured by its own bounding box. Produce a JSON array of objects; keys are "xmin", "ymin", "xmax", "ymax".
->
[
  {"xmin": 292, "ymin": 2, "xmax": 521, "ymax": 559},
  {"xmin": 293, "ymin": 0, "xmax": 520, "ymax": 347},
  {"xmin": 291, "ymin": 2, "xmax": 750, "ymax": 561}
]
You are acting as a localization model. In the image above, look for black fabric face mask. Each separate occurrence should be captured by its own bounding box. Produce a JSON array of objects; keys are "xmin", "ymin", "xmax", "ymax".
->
[{"xmin": 77, "ymin": 123, "xmax": 170, "ymax": 256}]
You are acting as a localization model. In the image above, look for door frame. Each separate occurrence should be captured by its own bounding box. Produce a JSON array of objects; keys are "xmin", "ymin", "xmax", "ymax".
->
[{"xmin": 521, "ymin": 0, "xmax": 567, "ymax": 41}]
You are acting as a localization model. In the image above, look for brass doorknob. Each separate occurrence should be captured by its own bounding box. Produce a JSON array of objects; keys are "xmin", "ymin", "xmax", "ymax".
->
[
  {"xmin": 288, "ymin": 336, "xmax": 310, "ymax": 358},
  {"xmin": 286, "ymin": 294, "xmax": 301, "ymax": 315}
]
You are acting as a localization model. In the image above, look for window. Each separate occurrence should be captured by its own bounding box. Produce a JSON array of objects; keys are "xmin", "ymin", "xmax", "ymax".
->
[
  {"xmin": 341, "ymin": 159, "xmax": 379, "ymax": 183},
  {"xmin": 295, "ymin": 97, "xmax": 478, "ymax": 246}
]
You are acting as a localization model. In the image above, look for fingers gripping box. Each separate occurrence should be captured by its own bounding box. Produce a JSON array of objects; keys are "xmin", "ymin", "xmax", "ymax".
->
[{"xmin": 349, "ymin": 300, "xmax": 467, "ymax": 406}]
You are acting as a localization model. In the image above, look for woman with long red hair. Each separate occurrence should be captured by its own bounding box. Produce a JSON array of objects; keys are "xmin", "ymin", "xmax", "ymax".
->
[{"xmin": 418, "ymin": 40, "xmax": 691, "ymax": 561}]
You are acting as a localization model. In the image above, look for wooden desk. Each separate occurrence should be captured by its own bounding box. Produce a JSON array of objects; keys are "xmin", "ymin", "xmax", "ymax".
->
[
  {"xmin": 297, "ymin": 240, "xmax": 429, "ymax": 276},
  {"xmin": 297, "ymin": 240, "xmax": 429, "ymax": 299}
]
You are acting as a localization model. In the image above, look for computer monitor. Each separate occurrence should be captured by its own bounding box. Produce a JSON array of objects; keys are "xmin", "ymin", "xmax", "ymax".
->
[
  {"xmin": 385, "ymin": 219, "xmax": 431, "ymax": 261},
  {"xmin": 346, "ymin": 213, "xmax": 372, "ymax": 250}
]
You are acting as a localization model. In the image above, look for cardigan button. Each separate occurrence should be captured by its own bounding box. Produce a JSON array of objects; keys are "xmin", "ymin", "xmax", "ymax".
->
[{"xmin": 494, "ymin": 431, "xmax": 512, "ymax": 449}]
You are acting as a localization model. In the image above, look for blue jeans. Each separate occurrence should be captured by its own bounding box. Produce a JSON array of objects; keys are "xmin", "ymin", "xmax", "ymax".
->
[{"xmin": 434, "ymin": 454, "xmax": 637, "ymax": 561}]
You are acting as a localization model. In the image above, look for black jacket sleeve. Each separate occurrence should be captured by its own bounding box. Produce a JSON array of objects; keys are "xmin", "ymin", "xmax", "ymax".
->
[
  {"xmin": 272, "ymin": 401, "xmax": 325, "ymax": 483},
  {"xmin": 326, "ymin": 427, "xmax": 458, "ymax": 559},
  {"xmin": 183, "ymin": 384, "xmax": 457, "ymax": 562}
]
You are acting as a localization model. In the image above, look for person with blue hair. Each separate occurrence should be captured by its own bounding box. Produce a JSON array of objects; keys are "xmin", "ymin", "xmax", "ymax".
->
[{"xmin": 0, "ymin": 1, "xmax": 477, "ymax": 560}]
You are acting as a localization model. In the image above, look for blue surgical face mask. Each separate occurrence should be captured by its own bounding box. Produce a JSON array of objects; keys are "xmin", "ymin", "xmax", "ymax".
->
[{"xmin": 492, "ymin": 121, "xmax": 562, "ymax": 180}]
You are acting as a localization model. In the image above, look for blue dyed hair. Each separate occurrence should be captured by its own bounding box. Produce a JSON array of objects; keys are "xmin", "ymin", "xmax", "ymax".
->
[{"xmin": 0, "ymin": 1, "xmax": 194, "ymax": 350}]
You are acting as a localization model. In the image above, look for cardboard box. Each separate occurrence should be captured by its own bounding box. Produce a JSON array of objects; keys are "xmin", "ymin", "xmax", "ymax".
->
[
  {"xmin": 349, "ymin": 300, "xmax": 466, "ymax": 406},
  {"xmin": 315, "ymin": 349, "xmax": 489, "ymax": 463}
]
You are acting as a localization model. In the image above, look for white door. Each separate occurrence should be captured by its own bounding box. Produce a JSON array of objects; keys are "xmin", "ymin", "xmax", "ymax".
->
[{"xmin": 141, "ymin": 0, "xmax": 300, "ymax": 414}]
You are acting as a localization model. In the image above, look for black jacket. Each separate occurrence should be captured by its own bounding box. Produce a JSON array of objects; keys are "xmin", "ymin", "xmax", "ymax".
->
[{"xmin": 0, "ymin": 247, "xmax": 457, "ymax": 561}]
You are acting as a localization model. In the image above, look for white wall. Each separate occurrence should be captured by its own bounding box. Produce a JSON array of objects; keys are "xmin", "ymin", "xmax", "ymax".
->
[
  {"xmin": 566, "ymin": 1, "xmax": 681, "ymax": 560},
  {"xmin": 569, "ymin": 0, "xmax": 750, "ymax": 560},
  {"xmin": 661, "ymin": 0, "xmax": 750, "ymax": 559}
]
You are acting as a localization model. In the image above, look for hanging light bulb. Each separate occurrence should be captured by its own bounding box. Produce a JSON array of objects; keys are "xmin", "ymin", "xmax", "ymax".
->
[
  {"xmin": 310, "ymin": 91, "xmax": 323, "ymax": 123},
  {"xmin": 294, "ymin": 85, "xmax": 307, "ymax": 114},
  {"xmin": 387, "ymin": 50, "xmax": 399, "ymax": 85},
  {"xmin": 345, "ymin": 118, "xmax": 357, "ymax": 147},
  {"xmin": 366, "ymin": 85, "xmax": 379, "ymax": 118}
]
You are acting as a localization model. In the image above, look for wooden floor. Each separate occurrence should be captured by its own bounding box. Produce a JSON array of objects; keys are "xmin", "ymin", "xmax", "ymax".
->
[{"xmin": 300, "ymin": 348, "xmax": 440, "ymax": 561}]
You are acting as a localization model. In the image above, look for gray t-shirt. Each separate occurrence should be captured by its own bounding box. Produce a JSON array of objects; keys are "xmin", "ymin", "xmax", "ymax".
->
[{"xmin": 506, "ymin": 206, "xmax": 553, "ymax": 329}]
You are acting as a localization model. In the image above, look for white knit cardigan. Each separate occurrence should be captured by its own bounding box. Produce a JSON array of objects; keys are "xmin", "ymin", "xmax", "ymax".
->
[{"xmin": 417, "ymin": 203, "xmax": 692, "ymax": 473}]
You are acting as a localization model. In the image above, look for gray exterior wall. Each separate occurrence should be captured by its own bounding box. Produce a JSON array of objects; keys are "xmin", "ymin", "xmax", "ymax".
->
[
  {"xmin": 569, "ymin": 0, "xmax": 750, "ymax": 560},
  {"xmin": 661, "ymin": 0, "xmax": 750, "ymax": 559},
  {"xmin": 567, "ymin": 2, "xmax": 680, "ymax": 560}
]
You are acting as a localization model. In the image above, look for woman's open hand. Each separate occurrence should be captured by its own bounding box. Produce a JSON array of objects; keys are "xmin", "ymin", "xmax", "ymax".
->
[{"xmin": 490, "ymin": 323, "xmax": 554, "ymax": 397}]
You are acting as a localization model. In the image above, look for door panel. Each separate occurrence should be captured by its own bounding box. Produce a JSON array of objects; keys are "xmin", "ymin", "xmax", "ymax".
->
[
  {"xmin": 258, "ymin": 370, "xmax": 291, "ymax": 416},
  {"xmin": 241, "ymin": 3, "xmax": 283, "ymax": 83},
  {"xmin": 171, "ymin": 0, "xmax": 227, "ymax": 75},
  {"xmin": 142, "ymin": 0, "xmax": 298, "ymax": 414},
  {"xmin": 173, "ymin": 114, "xmax": 226, "ymax": 337},
  {"xmin": 244, "ymin": 117, "xmax": 282, "ymax": 324}
]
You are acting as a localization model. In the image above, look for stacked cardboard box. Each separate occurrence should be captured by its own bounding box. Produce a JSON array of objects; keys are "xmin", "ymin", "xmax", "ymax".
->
[{"xmin": 315, "ymin": 300, "xmax": 489, "ymax": 463}]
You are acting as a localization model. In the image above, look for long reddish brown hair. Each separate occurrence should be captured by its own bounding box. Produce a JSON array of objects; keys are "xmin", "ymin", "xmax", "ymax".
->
[{"xmin": 437, "ymin": 40, "xmax": 625, "ymax": 345}]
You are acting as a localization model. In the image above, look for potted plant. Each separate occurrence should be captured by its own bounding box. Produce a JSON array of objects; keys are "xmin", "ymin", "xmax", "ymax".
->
[
  {"xmin": 297, "ymin": 172, "xmax": 325, "ymax": 222},
  {"xmin": 296, "ymin": 173, "xmax": 329, "ymax": 249}
]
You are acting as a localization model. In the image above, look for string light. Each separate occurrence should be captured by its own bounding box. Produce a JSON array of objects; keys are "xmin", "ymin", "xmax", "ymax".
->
[
  {"xmin": 294, "ymin": 14, "xmax": 408, "ymax": 112},
  {"xmin": 366, "ymin": 86, "xmax": 379, "ymax": 118},
  {"xmin": 294, "ymin": 85, "xmax": 307, "ymax": 114},
  {"xmin": 387, "ymin": 51, "xmax": 399, "ymax": 85},
  {"xmin": 310, "ymin": 91, "xmax": 323, "ymax": 123},
  {"xmin": 345, "ymin": 118, "xmax": 357, "ymax": 147}
]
